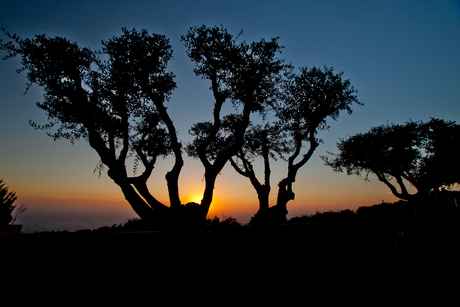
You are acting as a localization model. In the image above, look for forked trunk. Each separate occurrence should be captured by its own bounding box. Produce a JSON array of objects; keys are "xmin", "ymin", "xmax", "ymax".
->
[
  {"xmin": 118, "ymin": 182, "xmax": 159, "ymax": 222},
  {"xmin": 276, "ymin": 179, "xmax": 295, "ymax": 214},
  {"xmin": 250, "ymin": 185, "xmax": 289, "ymax": 226}
]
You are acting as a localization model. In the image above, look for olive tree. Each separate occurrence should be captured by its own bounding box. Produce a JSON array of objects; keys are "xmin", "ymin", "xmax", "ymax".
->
[
  {"xmin": 230, "ymin": 66, "xmax": 362, "ymax": 224},
  {"xmin": 323, "ymin": 118, "xmax": 460, "ymax": 201},
  {"xmin": 1, "ymin": 25, "xmax": 286, "ymax": 227}
]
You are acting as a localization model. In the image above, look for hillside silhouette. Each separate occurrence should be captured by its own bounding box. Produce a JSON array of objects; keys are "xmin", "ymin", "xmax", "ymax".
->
[{"xmin": 4, "ymin": 196, "xmax": 459, "ymax": 251}]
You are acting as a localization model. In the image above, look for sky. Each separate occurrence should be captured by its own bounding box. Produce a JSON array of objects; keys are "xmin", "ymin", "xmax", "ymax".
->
[{"xmin": 1, "ymin": 0, "xmax": 459, "ymax": 226}]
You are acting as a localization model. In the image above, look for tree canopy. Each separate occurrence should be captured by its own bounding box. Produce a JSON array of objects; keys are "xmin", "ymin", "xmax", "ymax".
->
[
  {"xmin": 1, "ymin": 27, "xmax": 179, "ymax": 221},
  {"xmin": 323, "ymin": 118, "xmax": 460, "ymax": 200},
  {"xmin": 227, "ymin": 65, "xmax": 362, "ymax": 224}
]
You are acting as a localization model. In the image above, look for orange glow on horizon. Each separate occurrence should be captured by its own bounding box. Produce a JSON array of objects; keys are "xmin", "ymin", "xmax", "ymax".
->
[
  {"xmin": 17, "ymin": 188, "xmax": 400, "ymax": 224},
  {"xmin": 11, "ymin": 166, "xmax": 402, "ymax": 224}
]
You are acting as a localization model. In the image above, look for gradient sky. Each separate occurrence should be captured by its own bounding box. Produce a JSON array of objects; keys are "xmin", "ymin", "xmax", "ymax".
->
[{"xmin": 1, "ymin": 0, "xmax": 459, "ymax": 224}]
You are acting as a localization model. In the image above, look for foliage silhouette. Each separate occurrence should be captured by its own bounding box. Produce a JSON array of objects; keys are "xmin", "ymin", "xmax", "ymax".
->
[
  {"xmin": 0, "ymin": 178, "xmax": 17, "ymax": 227},
  {"xmin": 0, "ymin": 178, "xmax": 26, "ymax": 229},
  {"xmin": 323, "ymin": 118, "xmax": 460, "ymax": 201},
  {"xmin": 206, "ymin": 215, "xmax": 242, "ymax": 230},
  {"xmin": 0, "ymin": 25, "xmax": 291, "ymax": 228},
  {"xmin": 1, "ymin": 27, "xmax": 180, "ymax": 225},
  {"xmin": 182, "ymin": 25, "xmax": 286, "ymax": 219},
  {"xmin": 227, "ymin": 66, "xmax": 362, "ymax": 225},
  {"xmin": 1, "ymin": 25, "xmax": 361, "ymax": 229}
]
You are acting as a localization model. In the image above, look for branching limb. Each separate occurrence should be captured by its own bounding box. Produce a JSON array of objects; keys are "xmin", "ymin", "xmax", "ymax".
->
[{"xmin": 229, "ymin": 157, "xmax": 249, "ymax": 177}]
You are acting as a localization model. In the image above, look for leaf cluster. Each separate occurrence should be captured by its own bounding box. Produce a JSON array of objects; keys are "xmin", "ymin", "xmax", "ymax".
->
[
  {"xmin": 233, "ymin": 65, "xmax": 362, "ymax": 176},
  {"xmin": 278, "ymin": 66, "xmax": 361, "ymax": 143},
  {"xmin": 241, "ymin": 122, "xmax": 292, "ymax": 162},
  {"xmin": 101, "ymin": 27, "xmax": 176, "ymax": 106},
  {"xmin": 181, "ymin": 24, "xmax": 285, "ymax": 112}
]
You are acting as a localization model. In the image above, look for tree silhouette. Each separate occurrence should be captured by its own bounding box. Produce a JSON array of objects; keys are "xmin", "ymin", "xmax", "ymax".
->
[
  {"xmin": 1, "ymin": 25, "xmax": 288, "ymax": 227},
  {"xmin": 1, "ymin": 27, "xmax": 180, "ymax": 225},
  {"xmin": 229, "ymin": 122, "xmax": 291, "ymax": 214},
  {"xmin": 230, "ymin": 66, "xmax": 362, "ymax": 224},
  {"xmin": 1, "ymin": 26, "xmax": 362, "ymax": 228},
  {"xmin": 323, "ymin": 118, "xmax": 460, "ymax": 201},
  {"xmin": 182, "ymin": 25, "xmax": 286, "ymax": 219}
]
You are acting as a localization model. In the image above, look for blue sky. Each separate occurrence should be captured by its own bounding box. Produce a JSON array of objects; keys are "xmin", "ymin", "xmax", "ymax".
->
[{"xmin": 1, "ymin": 0, "xmax": 459, "ymax": 223}]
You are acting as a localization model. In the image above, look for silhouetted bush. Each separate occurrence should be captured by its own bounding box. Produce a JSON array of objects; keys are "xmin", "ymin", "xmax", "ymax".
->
[
  {"xmin": 356, "ymin": 201, "xmax": 417, "ymax": 228},
  {"xmin": 288, "ymin": 209, "xmax": 356, "ymax": 224},
  {"xmin": 356, "ymin": 192, "xmax": 460, "ymax": 229},
  {"xmin": 206, "ymin": 215, "xmax": 242, "ymax": 230},
  {"xmin": 0, "ymin": 178, "xmax": 17, "ymax": 228},
  {"xmin": 113, "ymin": 217, "xmax": 158, "ymax": 231}
]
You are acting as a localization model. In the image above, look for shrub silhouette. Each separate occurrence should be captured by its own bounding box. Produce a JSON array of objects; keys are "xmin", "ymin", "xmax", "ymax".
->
[{"xmin": 0, "ymin": 178, "xmax": 18, "ymax": 228}]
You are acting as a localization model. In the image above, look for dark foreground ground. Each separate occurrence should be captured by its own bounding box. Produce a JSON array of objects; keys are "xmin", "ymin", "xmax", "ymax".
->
[
  {"xmin": 3, "ymin": 220, "xmax": 459, "ymax": 263},
  {"xmin": 4, "ymin": 202, "xmax": 459, "ymax": 259},
  {"xmin": 3, "ymin": 203, "xmax": 460, "ymax": 300},
  {"xmin": 1, "ymin": 221, "xmax": 459, "ymax": 300}
]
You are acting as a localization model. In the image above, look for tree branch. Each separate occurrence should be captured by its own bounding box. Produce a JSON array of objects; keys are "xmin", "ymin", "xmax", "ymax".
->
[
  {"xmin": 118, "ymin": 108, "xmax": 130, "ymax": 164},
  {"xmin": 374, "ymin": 171, "xmax": 406, "ymax": 199},
  {"xmin": 88, "ymin": 129, "xmax": 115, "ymax": 167},
  {"xmin": 142, "ymin": 99, "xmax": 183, "ymax": 208},
  {"xmin": 400, "ymin": 172, "xmax": 421, "ymax": 193},
  {"xmin": 294, "ymin": 138, "xmax": 319, "ymax": 170},
  {"xmin": 129, "ymin": 176, "xmax": 168, "ymax": 212},
  {"xmin": 394, "ymin": 174, "xmax": 410, "ymax": 197},
  {"xmin": 261, "ymin": 136, "xmax": 271, "ymax": 188},
  {"xmin": 288, "ymin": 132, "xmax": 319, "ymax": 182},
  {"xmin": 134, "ymin": 145, "xmax": 156, "ymax": 179},
  {"xmin": 197, "ymin": 69, "xmax": 227, "ymax": 169}
]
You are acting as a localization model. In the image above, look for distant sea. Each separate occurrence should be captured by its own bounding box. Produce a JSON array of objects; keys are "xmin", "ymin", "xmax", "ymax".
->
[{"xmin": 14, "ymin": 210, "xmax": 137, "ymax": 233}]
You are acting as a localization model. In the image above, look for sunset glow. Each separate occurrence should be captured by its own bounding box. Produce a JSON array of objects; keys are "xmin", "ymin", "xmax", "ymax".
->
[{"xmin": 187, "ymin": 194, "xmax": 203, "ymax": 205}]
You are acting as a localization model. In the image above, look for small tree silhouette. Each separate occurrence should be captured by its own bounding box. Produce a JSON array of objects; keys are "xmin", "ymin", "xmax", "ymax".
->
[{"xmin": 0, "ymin": 178, "xmax": 18, "ymax": 228}]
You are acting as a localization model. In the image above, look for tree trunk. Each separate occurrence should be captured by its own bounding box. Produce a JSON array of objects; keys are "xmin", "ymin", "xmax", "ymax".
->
[
  {"xmin": 259, "ymin": 136, "xmax": 319, "ymax": 225},
  {"xmin": 249, "ymin": 184, "xmax": 288, "ymax": 227},
  {"xmin": 273, "ymin": 178, "xmax": 294, "ymax": 219},
  {"xmin": 143, "ymin": 83, "xmax": 185, "ymax": 209},
  {"xmin": 165, "ymin": 162, "xmax": 183, "ymax": 209},
  {"xmin": 256, "ymin": 186, "xmax": 270, "ymax": 212},
  {"xmin": 200, "ymin": 168, "xmax": 218, "ymax": 220}
]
